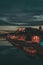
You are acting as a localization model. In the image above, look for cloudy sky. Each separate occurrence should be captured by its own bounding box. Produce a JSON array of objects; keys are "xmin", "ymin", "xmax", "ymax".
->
[{"xmin": 0, "ymin": 0, "xmax": 43, "ymax": 26}]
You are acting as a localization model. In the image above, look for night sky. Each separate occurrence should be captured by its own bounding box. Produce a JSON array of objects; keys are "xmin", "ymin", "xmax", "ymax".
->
[{"xmin": 0, "ymin": 0, "xmax": 43, "ymax": 26}]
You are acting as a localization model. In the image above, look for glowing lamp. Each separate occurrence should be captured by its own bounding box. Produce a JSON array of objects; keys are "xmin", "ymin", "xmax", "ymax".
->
[
  {"xmin": 32, "ymin": 36, "xmax": 40, "ymax": 43},
  {"xmin": 18, "ymin": 28, "xmax": 23, "ymax": 31}
]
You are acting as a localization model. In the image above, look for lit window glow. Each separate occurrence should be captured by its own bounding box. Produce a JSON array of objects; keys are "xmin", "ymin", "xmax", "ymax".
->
[{"xmin": 32, "ymin": 36, "xmax": 40, "ymax": 43}]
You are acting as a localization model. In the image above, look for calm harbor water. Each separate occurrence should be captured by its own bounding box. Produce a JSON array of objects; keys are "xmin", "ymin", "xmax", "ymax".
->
[{"xmin": 0, "ymin": 41, "xmax": 43, "ymax": 65}]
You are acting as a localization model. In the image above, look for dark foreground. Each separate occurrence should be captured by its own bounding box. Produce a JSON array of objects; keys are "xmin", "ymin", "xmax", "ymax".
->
[{"xmin": 0, "ymin": 41, "xmax": 43, "ymax": 65}]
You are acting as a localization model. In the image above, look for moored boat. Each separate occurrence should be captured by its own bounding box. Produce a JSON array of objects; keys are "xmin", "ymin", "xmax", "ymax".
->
[{"xmin": 6, "ymin": 27, "xmax": 43, "ymax": 57}]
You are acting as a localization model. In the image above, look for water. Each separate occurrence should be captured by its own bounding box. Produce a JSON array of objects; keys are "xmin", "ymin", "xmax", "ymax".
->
[{"xmin": 0, "ymin": 41, "xmax": 43, "ymax": 65}]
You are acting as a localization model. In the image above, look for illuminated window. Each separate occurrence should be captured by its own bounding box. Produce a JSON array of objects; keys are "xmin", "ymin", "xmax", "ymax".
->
[{"xmin": 32, "ymin": 36, "xmax": 40, "ymax": 43}]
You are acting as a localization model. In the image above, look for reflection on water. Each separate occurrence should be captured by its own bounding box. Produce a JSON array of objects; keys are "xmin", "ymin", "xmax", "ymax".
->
[
  {"xmin": 0, "ymin": 41, "xmax": 43, "ymax": 65},
  {"xmin": 0, "ymin": 46, "xmax": 43, "ymax": 65}
]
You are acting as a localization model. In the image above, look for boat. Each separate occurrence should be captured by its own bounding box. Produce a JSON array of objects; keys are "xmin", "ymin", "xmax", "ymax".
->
[{"xmin": 6, "ymin": 27, "xmax": 43, "ymax": 57}]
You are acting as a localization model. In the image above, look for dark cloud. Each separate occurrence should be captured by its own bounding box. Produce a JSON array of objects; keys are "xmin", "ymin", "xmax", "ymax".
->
[
  {"xmin": 0, "ymin": 0, "xmax": 43, "ymax": 25},
  {"xmin": 0, "ymin": 0, "xmax": 43, "ymax": 13}
]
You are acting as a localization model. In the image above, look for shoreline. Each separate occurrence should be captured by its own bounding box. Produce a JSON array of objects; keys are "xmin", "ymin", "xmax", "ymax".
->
[{"xmin": 0, "ymin": 26, "xmax": 43, "ymax": 31}]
